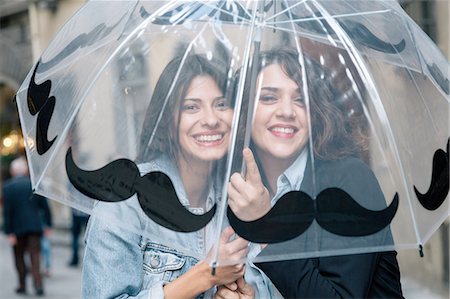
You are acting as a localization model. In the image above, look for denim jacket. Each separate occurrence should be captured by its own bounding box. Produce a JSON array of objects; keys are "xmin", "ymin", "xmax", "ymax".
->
[{"xmin": 82, "ymin": 155, "xmax": 278, "ymax": 299}]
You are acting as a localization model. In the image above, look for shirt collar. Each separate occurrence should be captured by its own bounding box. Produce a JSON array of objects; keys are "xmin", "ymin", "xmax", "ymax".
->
[
  {"xmin": 273, "ymin": 148, "xmax": 308, "ymax": 203},
  {"xmin": 283, "ymin": 148, "xmax": 308, "ymax": 189}
]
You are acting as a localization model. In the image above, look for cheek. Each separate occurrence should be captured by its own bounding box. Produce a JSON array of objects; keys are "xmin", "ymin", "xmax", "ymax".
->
[
  {"xmin": 221, "ymin": 110, "xmax": 234, "ymax": 128},
  {"xmin": 252, "ymin": 109, "xmax": 268, "ymax": 131}
]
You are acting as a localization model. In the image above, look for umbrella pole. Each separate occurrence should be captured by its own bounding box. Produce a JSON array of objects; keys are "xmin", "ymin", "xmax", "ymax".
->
[
  {"xmin": 240, "ymin": 1, "xmax": 264, "ymax": 176},
  {"xmin": 211, "ymin": 1, "xmax": 265, "ymax": 276}
]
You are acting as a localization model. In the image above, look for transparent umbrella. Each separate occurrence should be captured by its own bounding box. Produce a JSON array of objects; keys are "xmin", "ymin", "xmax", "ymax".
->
[{"xmin": 14, "ymin": 0, "xmax": 449, "ymax": 264}]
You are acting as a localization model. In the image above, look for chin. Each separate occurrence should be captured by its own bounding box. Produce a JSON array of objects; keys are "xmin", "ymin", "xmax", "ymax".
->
[{"xmin": 194, "ymin": 152, "xmax": 226, "ymax": 162}]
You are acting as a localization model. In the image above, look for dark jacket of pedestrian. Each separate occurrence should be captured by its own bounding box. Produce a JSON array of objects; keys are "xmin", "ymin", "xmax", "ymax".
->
[{"xmin": 3, "ymin": 175, "xmax": 50, "ymax": 236}]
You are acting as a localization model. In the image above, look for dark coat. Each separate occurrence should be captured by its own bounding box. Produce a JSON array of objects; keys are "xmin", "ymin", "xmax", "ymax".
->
[
  {"xmin": 256, "ymin": 156, "xmax": 404, "ymax": 298},
  {"xmin": 2, "ymin": 175, "xmax": 51, "ymax": 236}
]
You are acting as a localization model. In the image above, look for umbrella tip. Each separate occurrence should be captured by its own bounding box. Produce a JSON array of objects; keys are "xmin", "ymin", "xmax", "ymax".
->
[{"xmin": 419, "ymin": 244, "xmax": 424, "ymax": 258}]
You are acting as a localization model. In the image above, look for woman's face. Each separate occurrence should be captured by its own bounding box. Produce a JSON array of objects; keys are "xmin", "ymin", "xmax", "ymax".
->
[
  {"xmin": 252, "ymin": 64, "xmax": 309, "ymax": 164},
  {"xmin": 177, "ymin": 75, "xmax": 233, "ymax": 163}
]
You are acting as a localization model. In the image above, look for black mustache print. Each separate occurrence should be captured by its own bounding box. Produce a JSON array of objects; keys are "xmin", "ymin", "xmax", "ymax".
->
[
  {"xmin": 140, "ymin": 1, "xmax": 274, "ymax": 25},
  {"xmin": 65, "ymin": 148, "xmax": 216, "ymax": 232},
  {"xmin": 426, "ymin": 62, "xmax": 450, "ymax": 95},
  {"xmin": 227, "ymin": 188, "xmax": 399, "ymax": 243},
  {"xmin": 27, "ymin": 60, "xmax": 57, "ymax": 155},
  {"xmin": 65, "ymin": 145, "xmax": 399, "ymax": 239},
  {"xmin": 280, "ymin": 3, "xmax": 405, "ymax": 54},
  {"xmin": 338, "ymin": 20, "xmax": 405, "ymax": 54},
  {"xmin": 37, "ymin": 14, "xmax": 126, "ymax": 73},
  {"xmin": 141, "ymin": 1, "xmax": 248, "ymax": 25},
  {"xmin": 414, "ymin": 138, "xmax": 449, "ymax": 211}
]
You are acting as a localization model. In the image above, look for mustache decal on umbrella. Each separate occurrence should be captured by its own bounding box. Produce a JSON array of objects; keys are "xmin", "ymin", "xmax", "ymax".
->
[
  {"xmin": 140, "ymin": 1, "xmax": 255, "ymax": 25},
  {"xmin": 414, "ymin": 138, "xmax": 449, "ymax": 211},
  {"xmin": 66, "ymin": 146, "xmax": 398, "ymax": 239},
  {"xmin": 140, "ymin": 1, "xmax": 274, "ymax": 25},
  {"xmin": 27, "ymin": 60, "xmax": 57, "ymax": 155},
  {"xmin": 65, "ymin": 148, "xmax": 216, "ymax": 232},
  {"xmin": 227, "ymin": 189, "xmax": 399, "ymax": 244},
  {"xmin": 426, "ymin": 62, "xmax": 450, "ymax": 95},
  {"xmin": 36, "ymin": 14, "xmax": 127, "ymax": 74}
]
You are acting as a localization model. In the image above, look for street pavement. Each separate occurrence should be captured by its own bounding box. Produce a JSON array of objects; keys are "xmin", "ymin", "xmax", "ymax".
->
[
  {"xmin": 0, "ymin": 228, "xmax": 448, "ymax": 299},
  {"xmin": 0, "ymin": 229, "xmax": 82, "ymax": 299}
]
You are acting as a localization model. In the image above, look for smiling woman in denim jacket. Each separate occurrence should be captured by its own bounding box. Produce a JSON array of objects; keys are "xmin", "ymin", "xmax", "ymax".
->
[{"xmin": 81, "ymin": 54, "xmax": 276, "ymax": 299}]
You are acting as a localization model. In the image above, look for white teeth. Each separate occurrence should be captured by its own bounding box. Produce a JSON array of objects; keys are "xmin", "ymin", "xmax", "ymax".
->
[
  {"xmin": 195, "ymin": 134, "xmax": 222, "ymax": 142},
  {"xmin": 271, "ymin": 127, "xmax": 294, "ymax": 134}
]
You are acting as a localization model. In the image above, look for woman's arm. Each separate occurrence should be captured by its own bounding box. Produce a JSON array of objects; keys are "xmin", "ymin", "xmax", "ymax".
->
[
  {"xmin": 82, "ymin": 214, "xmax": 152, "ymax": 299},
  {"xmin": 83, "ymin": 211, "xmax": 247, "ymax": 299}
]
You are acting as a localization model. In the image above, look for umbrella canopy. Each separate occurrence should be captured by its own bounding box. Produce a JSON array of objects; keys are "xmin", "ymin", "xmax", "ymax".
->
[{"xmin": 15, "ymin": 0, "xmax": 449, "ymax": 264}]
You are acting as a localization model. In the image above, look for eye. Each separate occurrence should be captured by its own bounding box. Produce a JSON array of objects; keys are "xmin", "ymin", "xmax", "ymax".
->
[
  {"xmin": 215, "ymin": 98, "xmax": 230, "ymax": 110},
  {"xmin": 259, "ymin": 94, "xmax": 277, "ymax": 103},
  {"xmin": 293, "ymin": 96, "xmax": 305, "ymax": 106},
  {"xmin": 181, "ymin": 102, "xmax": 199, "ymax": 112}
]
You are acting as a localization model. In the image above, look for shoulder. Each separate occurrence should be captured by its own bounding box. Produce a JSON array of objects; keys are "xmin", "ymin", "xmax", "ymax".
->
[
  {"xmin": 314, "ymin": 156, "xmax": 385, "ymax": 208},
  {"xmin": 315, "ymin": 156, "xmax": 377, "ymax": 185},
  {"xmin": 316, "ymin": 156, "xmax": 370, "ymax": 172}
]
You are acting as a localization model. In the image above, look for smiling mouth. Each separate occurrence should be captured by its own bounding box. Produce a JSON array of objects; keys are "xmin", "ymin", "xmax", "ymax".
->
[
  {"xmin": 269, "ymin": 126, "xmax": 298, "ymax": 137},
  {"xmin": 193, "ymin": 133, "xmax": 225, "ymax": 145}
]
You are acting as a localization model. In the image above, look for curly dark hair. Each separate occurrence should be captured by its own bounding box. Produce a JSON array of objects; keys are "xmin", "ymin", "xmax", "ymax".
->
[{"xmin": 238, "ymin": 48, "xmax": 367, "ymax": 161}]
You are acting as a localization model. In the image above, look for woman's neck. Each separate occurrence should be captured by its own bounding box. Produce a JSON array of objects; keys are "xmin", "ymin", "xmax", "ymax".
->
[
  {"xmin": 256, "ymin": 151, "xmax": 296, "ymax": 198},
  {"xmin": 177, "ymin": 155, "xmax": 213, "ymax": 208}
]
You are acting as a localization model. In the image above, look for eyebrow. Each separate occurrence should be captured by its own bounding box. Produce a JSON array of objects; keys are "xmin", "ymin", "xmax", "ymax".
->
[
  {"xmin": 261, "ymin": 87, "xmax": 301, "ymax": 93},
  {"xmin": 183, "ymin": 96, "xmax": 226, "ymax": 102}
]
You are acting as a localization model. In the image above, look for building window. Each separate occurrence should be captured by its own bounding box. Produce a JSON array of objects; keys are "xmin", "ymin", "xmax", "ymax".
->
[{"xmin": 400, "ymin": 0, "xmax": 437, "ymax": 42}]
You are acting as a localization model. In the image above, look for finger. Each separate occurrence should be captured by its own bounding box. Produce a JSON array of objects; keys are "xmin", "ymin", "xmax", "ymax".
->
[
  {"xmin": 215, "ymin": 287, "xmax": 239, "ymax": 299},
  {"xmin": 224, "ymin": 282, "xmax": 238, "ymax": 291},
  {"xmin": 227, "ymin": 184, "xmax": 243, "ymax": 209},
  {"xmin": 236, "ymin": 277, "xmax": 246, "ymax": 289},
  {"xmin": 226, "ymin": 249, "xmax": 249, "ymax": 266},
  {"xmin": 219, "ymin": 226, "xmax": 235, "ymax": 244},
  {"xmin": 243, "ymin": 148, "xmax": 263, "ymax": 185},
  {"xmin": 239, "ymin": 281, "xmax": 255, "ymax": 298},
  {"xmin": 227, "ymin": 237, "xmax": 250, "ymax": 253},
  {"xmin": 234, "ymin": 246, "xmax": 250, "ymax": 260},
  {"xmin": 229, "ymin": 172, "xmax": 248, "ymax": 193}
]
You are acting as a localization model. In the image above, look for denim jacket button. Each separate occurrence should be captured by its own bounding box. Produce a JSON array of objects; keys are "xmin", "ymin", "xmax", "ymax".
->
[{"xmin": 150, "ymin": 255, "xmax": 160, "ymax": 268}]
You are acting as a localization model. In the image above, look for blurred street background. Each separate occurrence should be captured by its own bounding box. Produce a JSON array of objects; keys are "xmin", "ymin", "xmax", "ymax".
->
[
  {"xmin": 0, "ymin": 226, "xmax": 448, "ymax": 299},
  {"xmin": 0, "ymin": 225, "xmax": 84, "ymax": 298},
  {"xmin": 1, "ymin": 0, "xmax": 449, "ymax": 298}
]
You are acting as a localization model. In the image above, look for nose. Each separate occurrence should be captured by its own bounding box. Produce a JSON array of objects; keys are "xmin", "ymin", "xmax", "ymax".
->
[
  {"xmin": 201, "ymin": 107, "xmax": 219, "ymax": 128},
  {"xmin": 275, "ymin": 97, "xmax": 296, "ymax": 119}
]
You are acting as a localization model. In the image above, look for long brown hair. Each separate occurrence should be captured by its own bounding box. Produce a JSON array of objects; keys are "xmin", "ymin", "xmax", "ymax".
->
[{"xmin": 137, "ymin": 54, "xmax": 230, "ymax": 163}]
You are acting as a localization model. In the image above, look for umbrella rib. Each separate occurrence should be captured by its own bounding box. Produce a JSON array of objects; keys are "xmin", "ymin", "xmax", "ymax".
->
[
  {"xmin": 282, "ymin": 0, "xmax": 323, "ymax": 253},
  {"xmin": 310, "ymin": 0, "xmax": 423, "ymax": 247},
  {"xmin": 398, "ymin": 16, "xmax": 442, "ymax": 133},
  {"xmin": 265, "ymin": 9, "xmax": 392, "ymax": 26},
  {"xmin": 264, "ymin": 0, "xmax": 307, "ymax": 23},
  {"xmin": 199, "ymin": 0, "xmax": 253, "ymax": 25},
  {"xmin": 210, "ymin": 0, "xmax": 260, "ymax": 267}
]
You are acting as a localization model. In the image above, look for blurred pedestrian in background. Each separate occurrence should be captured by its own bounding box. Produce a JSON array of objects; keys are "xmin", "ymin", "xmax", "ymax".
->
[
  {"xmin": 68, "ymin": 207, "xmax": 89, "ymax": 267},
  {"xmin": 2, "ymin": 155, "xmax": 51, "ymax": 296},
  {"xmin": 39, "ymin": 197, "xmax": 53, "ymax": 276}
]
